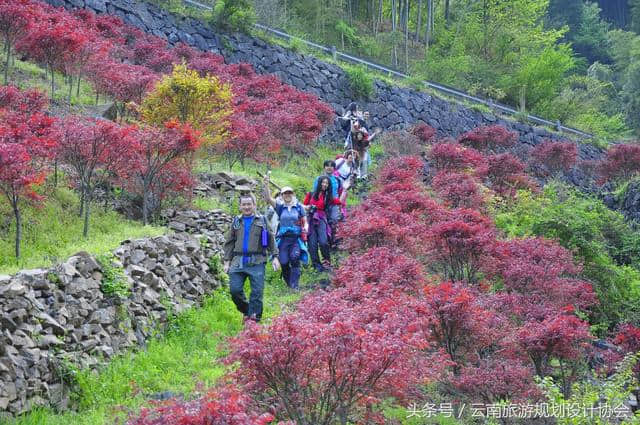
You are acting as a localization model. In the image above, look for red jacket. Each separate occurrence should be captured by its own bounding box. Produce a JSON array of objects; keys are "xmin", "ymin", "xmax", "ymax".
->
[{"xmin": 303, "ymin": 191, "xmax": 340, "ymax": 210}]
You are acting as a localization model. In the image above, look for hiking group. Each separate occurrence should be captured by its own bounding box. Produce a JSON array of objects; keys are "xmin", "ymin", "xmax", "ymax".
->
[{"xmin": 222, "ymin": 102, "xmax": 379, "ymax": 323}]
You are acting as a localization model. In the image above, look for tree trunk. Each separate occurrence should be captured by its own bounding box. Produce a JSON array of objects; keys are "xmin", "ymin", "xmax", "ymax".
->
[
  {"xmin": 54, "ymin": 159, "xmax": 58, "ymax": 187},
  {"xmin": 404, "ymin": 0, "xmax": 409, "ymax": 72},
  {"xmin": 142, "ymin": 183, "xmax": 149, "ymax": 226},
  {"xmin": 13, "ymin": 201, "xmax": 21, "ymax": 259},
  {"xmin": 375, "ymin": 0, "xmax": 383, "ymax": 35},
  {"xmin": 445, "ymin": 0, "xmax": 450, "ymax": 27},
  {"xmin": 392, "ymin": 0, "xmax": 398, "ymax": 67},
  {"xmin": 416, "ymin": 0, "xmax": 423, "ymax": 41},
  {"xmin": 68, "ymin": 74, "xmax": 73, "ymax": 106},
  {"xmin": 83, "ymin": 190, "xmax": 90, "ymax": 238},
  {"xmin": 79, "ymin": 184, "xmax": 85, "ymax": 216},
  {"xmin": 76, "ymin": 75, "xmax": 81, "ymax": 97},
  {"xmin": 4, "ymin": 42, "xmax": 11, "ymax": 85},
  {"xmin": 50, "ymin": 64, "xmax": 55, "ymax": 99},
  {"xmin": 426, "ymin": 0, "xmax": 433, "ymax": 49}
]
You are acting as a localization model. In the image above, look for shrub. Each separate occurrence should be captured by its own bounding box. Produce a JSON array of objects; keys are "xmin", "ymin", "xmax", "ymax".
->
[
  {"xmin": 598, "ymin": 142, "xmax": 640, "ymax": 184},
  {"xmin": 409, "ymin": 123, "xmax": 436, "ymax": 144},
  {"xmin": 97, "ymin": 253, "xmax": 130, "ymax": 298},
  {"xmin": 379, "ymin": 130, "xmax": 424, "ymax": 158},
  {"xmin": 426, "ymin": 210, "xmax": 495, "ymax": 283},
  {"xmin": 209, "ymin": 0, "xmax": 256, "ymax": 33},
  {"xmin": 529, "ymin": 140, "xmax": 578, "ymax": 177},
  {"xmin": 345, "ymin": 64, "xmax": 374, "ymax": 99},
  {"xmin": 427, "ymin": 142, "xmax": 486, "ymax": 174},
  {"xmin": 431, "ymin": 171, "xmax": 485, "ymax": 210},
  {"xmin": 457, "ymin": 125, "xmax": 517, "ymax": 152}
]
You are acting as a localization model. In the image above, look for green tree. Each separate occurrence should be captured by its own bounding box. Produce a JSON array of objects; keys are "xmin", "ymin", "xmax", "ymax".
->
[
  {"xmin": 501, "ymin": 44, "xmax": 575, "ymax": 113},
  {"xmin": 573, "ymin": 2, "xmax": 611, "ymax": 63},
  {"xmin": 140, "ymin": 63, "xmax": 233, "ymax": 158},
  {"xmin": 632, "ymin": 0, "xmax": 640, "ymax": 33},
  {"xmin": 210, "ymin": 0, "xmax": 256, "ymax": 32},
  {"xmin": 621, "ymin": 61, "xmax": 640, "ymax": 134}
]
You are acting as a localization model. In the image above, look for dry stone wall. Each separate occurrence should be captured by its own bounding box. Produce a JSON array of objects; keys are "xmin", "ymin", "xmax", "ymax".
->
[{"xmin": 0, "ymin": 213, "xmax": 230, "ymax": 417}]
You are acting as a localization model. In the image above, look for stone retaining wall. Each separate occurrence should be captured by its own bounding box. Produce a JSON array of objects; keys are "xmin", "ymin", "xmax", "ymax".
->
[
  {"xmin": 0, "ymin": 211, "xmax": 230, "ymax": 416},
  {"xmin": 45, "ymin": 0, "xmax": 604, "ymax": 162}
]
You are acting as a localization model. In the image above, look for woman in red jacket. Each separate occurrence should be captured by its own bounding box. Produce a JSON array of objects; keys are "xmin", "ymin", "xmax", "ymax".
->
[{"xmin": 303, "ymin": 176, "xmax": 337, "ymax": 272}]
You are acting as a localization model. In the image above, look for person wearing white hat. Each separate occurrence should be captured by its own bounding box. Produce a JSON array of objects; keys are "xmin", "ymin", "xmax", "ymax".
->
[{"xmin": 262, "ymin": 177, "xmax": 309, "ymax": 290}]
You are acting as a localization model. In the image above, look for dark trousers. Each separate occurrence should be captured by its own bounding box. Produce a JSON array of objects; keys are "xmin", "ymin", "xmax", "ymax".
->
[
  {"xmin": 279, "ymin": 235, "xmax": 301, "ymax": 289},
  {"xmin": 228, "ymin": 263, "xmax": 265, "ymax": 321},
  {"xmin": 308, "ymin": 219, "xmax": 330, "ymax": 268}
]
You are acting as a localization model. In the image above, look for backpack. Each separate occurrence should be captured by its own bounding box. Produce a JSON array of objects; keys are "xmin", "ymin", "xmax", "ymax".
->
[{"xmin": 274, "ymin": 203, "xmax": 305, "ymax": 234}]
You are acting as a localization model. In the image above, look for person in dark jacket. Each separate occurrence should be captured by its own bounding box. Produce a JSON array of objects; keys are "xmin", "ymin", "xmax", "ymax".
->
[{"xmin": 223, "ymin": 193, "xmax": 279, "ymax": 322}]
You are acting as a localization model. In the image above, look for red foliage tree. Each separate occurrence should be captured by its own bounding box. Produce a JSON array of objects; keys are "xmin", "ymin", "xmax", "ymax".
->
[
  {"xmin": 88, "ymin": 61, "xmax": 158, "ymax": 121},
  {"xmin": 227, "ymin": 295, "xmax": 434, "ymax": 425},
  {"xmin": 451, "ymin": 358, "xmax": 538, "ymax": 403},
  {"xmin": 410, "ymin": 122, "xmax": 437, "ymax": 144},
  {"xmin": 457, "ymin": 125, "xmax": 517, "ymax": 152},
  {"xmin": 488, "ymin": 237, "xmax": 597, "ymax": 319},
  {"xmin": 55, "ymin": 117, "xmax": 134, "ymax": 236},
  {"xmin": 426, "ymin": 211, "xmax": 495, "ymax": 283},
  {"xmin": 18, "ymin": 14, "xmax": 87, "ymax": 97},
  {"xmin": 0, "ymin": 142, "xmax": 45, "ymax": 258},
  {"xmin": 419, "ymin": 282, "xmax": 493, "ymax": 367},
  {"xmin": 516, "ymin": 313, "xmax": 591, "ymax": 395},
  {"xmin": 0, "ymin": 85, "xmax": 48, "ymax": 114},
  {"xmin": 598, "ymin": 143, "xmax": 640, "ymax": 183},
  {"xmin": 431, "ymin": 171, "xmax": 485, "ymax": 210},
  {"xmin": 530, "ymin": 140, "xmax": 578, "ymax": 177},
  {"xmin": 118, "ymin": 121, "xmax": 200, "ymax": 225},
  {"xmin": 0, "ymin": 0, "xmax": 33, "ymax": 84},
  {"xmin": 480, "ymin": 152, "xmax": 538, "ymax": 196},
  {"xmin": 427, "ymin": 142, "xmax": 486, "ymax": 173},
  {"xmin": 127, "ymin": 385, "xmax": 277, "ymax": 425},
  {"xmin": 375, "ymin": 155, "xmax": 424, "ymax": 185},
  {"xmin": 613, "ymin": 323, "xmax": 640, "ymax": 354},
  {"xmin": 333, "ymin": 247, "xmax": 427, "ymax": 296}
]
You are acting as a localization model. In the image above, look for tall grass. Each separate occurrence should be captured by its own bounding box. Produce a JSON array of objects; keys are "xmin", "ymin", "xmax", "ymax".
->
[{"xmin": 0, "ymin": 186, "xmax": 163, "ymax": 275}]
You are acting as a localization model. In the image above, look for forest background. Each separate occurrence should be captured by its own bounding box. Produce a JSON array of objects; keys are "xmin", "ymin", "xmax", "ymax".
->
[{"xmin": 199, "ymin": 0, "xmax": 640, "ymax": 142}]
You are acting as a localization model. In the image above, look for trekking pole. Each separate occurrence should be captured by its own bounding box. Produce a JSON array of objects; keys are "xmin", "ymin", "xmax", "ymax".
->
[{"xmin": 256, "ymin": 170, "xmax": 282, "ymax": 192}]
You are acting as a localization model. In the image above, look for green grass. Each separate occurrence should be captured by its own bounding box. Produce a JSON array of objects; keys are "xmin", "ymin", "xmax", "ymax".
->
[
  {"xmin": 199, "ymin": 145, "xmax": 343, "ymax": 200},
  {"xmin": 191, "ymin": 195, "xmax": 235, "ymax": 214},
  {"xmin": 2, "ymin": 52, "xmax": 108, "ymax": 109},
  {"xmin": 3, "ymin": 273, "xmax": 303, "ymax": 425},
  {"xmin": 0, "ymin": 186, "xmax": 163, "ymax": 275}
]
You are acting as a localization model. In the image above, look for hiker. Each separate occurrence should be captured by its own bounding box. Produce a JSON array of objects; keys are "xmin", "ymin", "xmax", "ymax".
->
[
  {"xmin": 303, "ymin": 175, "xmax": 333, "ymax": 272},
  {"xmin": 334, "ymin": 150, "xmax": 358, "ymax": 214},
  {"xmin": 223, "ymin": 193, "xmax": 280, "ymax": 323},
  {"xmin": 312, "ymin": 160, "xmax": 341, "ymax": 224},
  {"xmin": 338, "ymin": 102, "xmax": 359, "ymax": 139},
  {"xmin": 350, "ymin": 121, "xmax": 380, "ymax": 179},
  {"xmin": 262, "ymin": 177, "xmax": 309, "ymax": 290}
]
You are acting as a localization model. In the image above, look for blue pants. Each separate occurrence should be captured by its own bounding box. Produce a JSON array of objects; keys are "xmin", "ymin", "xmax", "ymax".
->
[
  {"xmin": 229, "ymin": 263, "xmax": 265, "ymax": 321},
  {"xmin": 309, "ymin": 219, "xmax": 330, "ymax": 268},
  {"xmin": 279, "ymin": 235, "xmax": 301, "ymax": 289}
]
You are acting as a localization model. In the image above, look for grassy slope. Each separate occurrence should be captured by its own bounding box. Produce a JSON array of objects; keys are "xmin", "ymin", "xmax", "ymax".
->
[
  {"xmin": 0, "ymin": 48, "xmax": 384, "ymax": 425},
  {"xmin": 0, "ymin": 185, "xmax": 164, "ymax": 275},
  {"xmin": 1, "ymin": 145, "xmax": 363, "ymax": 425}
]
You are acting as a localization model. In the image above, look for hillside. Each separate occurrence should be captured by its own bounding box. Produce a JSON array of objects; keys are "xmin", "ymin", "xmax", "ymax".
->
[{"xmin": 1, "ymin": 0, "xmax": 640, "ymax": 424}]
